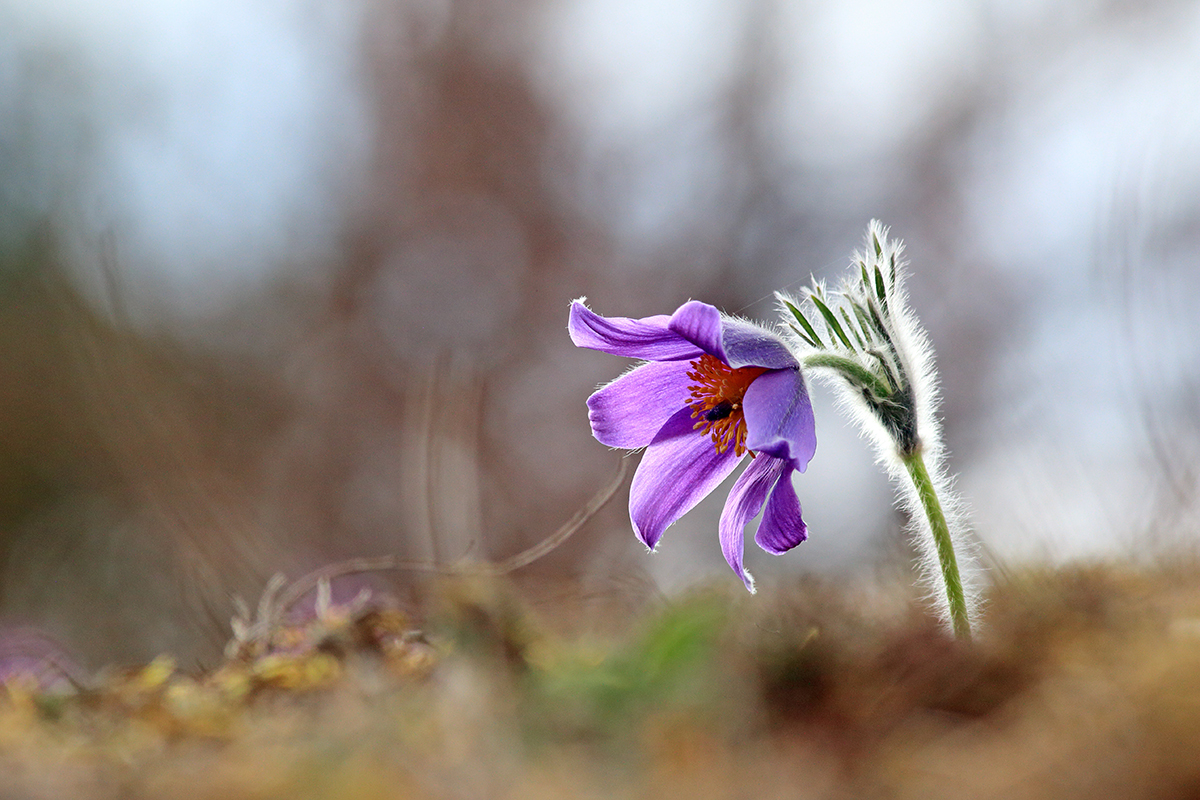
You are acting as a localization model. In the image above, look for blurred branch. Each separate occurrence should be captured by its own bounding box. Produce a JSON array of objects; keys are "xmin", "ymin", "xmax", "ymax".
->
[{"xmin": 237, "ymin": 457, "xmax": 630, "ymax": 646}]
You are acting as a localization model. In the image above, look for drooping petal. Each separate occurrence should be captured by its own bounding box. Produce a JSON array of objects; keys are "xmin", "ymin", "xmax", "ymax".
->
[
  {"xmin": 755, "ymin": 466, "xmax": 807, "ymax": 554},
  {"xmin": 569, "ymin": 300, "xmax": 703, "ymax": 361},
  {"xmin": 629, "ymin": 406, "xmax": 742, "ymax": 551},
  {"xmin": 586, "ymin": 360, "xmax": 693, "ymax": 449},
  {"xmin": 742, "ymin": 367, "xmax": 817, "ymax": 473},
  {"xmin": 666, "ymin": 301, "xmax": 728, "ymax": 362},
  {"xmin": 720, "ymin": 317, "xmax": 799, "ymax": 370},
  {"xmin": 718, "ymin": 454, "xmax": 786, "ymax": 592}
]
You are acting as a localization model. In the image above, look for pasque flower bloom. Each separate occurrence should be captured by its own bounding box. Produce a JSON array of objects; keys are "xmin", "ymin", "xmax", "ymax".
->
[{"xmin": 569, "ymin": 299, "xmax": 817, "ymax": 591}]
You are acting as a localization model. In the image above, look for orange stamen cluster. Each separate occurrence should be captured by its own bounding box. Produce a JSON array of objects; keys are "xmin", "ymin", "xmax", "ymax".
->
[{"xmin": 686, "ymin": 354, "xmax": 768, "ymax": 457}]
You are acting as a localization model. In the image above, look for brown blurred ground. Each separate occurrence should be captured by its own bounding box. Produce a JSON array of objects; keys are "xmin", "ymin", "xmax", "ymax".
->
[{"xmin": 5, "ymin": 561, "xmax": 1200, "ymax": 799}]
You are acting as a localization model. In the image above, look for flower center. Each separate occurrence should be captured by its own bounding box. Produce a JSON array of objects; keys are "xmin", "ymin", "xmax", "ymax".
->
[{"xmin": 686, "ymin": 354, "xmax": 768, "ymax": 457}]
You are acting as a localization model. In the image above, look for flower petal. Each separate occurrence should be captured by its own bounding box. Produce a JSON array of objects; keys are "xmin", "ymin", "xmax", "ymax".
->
[
  {"xmin": 755, "ymin": 466, "xmax": 807, "ymax": 554},
  {"xmin": 569, "ymin": 300, "xmax": 703, "ymax": 361},
  {"xmin": 629, "ymin": 406, "xmax": 741, "ymax": 551},
  {"xmin": 666, "ymin": 301, "xmax": 728, "ymax": 362},
  {"xmin": 718, "ymin": 455, "xmax": 786, "ymax": 592},
  {"xmin": 743, "ymin": 368, "xmax": 817, "ymax": 473},
  {"xmin": 720, "ymin": 317, "xmax": 799, "ymax": 370},
  {"xmin": 586, "ymin": 361, "xmax": 693, "ymax": 449}
]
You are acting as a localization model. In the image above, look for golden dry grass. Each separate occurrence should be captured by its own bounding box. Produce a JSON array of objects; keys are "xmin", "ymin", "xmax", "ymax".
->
[{"xmin": 5, "ymin": 560, "xmax": 1200, "ymax": 799}]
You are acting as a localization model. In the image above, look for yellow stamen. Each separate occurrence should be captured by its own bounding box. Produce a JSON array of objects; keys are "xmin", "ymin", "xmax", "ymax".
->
[{"xmin": 686, "ymin": 354, "xmax": 767, "ymax": 457}]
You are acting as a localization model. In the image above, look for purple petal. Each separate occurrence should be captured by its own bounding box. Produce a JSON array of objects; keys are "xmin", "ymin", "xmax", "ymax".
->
[
  {"xmin": 586, "ymin": 361, "xmax": 693, "ymax": 449},
  {"xmin": 629, "ymin": 406, "xmax": 741, "ymax": 551},
  {"xmin": 718, "ymin": 455, "xmax": 786, "ymax": 592},
  {"xmin": 569, "ymin": 300, "xmax": 703, "ymax": 361},
  {"xmin": 755, "ymin": 465, "xmax": 807, "ymax": 554},
  {"xmin": 743, "ymin": 368, "xmax": 817, "ymax": 473},
  {"xmin": 666, "ymin": 301, "xmax": 728, "ymax": 362},
  {"xmin": 720, "ymin": 318, "xmax": 799, "ymax": 370}
]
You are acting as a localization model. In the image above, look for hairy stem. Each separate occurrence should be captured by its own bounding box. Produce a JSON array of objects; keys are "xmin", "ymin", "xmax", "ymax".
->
[
  {"xmin": 901, "ymin": 450, "xmax": 970, "ymax": 639},
  {"xmin": 801, "ymin": 353, "xmax": 894, "ymax": 399}
]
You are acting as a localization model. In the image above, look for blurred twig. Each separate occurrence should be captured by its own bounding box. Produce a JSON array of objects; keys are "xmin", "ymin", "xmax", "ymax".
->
[{"xmin": 230, "ymin": 458, "xmax": 629, "ymax": 654}]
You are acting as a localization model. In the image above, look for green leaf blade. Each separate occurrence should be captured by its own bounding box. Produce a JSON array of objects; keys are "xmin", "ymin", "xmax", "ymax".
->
[
  {"xmin": 810, "ymin": 294, "xmax": 855, "ymax": 350},
  {"xmin": 784, "ymin": 299, "xmax": 825, "ymax": 349},
  {"xmin": 840, "ymin": 306, "xmax": 866, "ymax": 349}
]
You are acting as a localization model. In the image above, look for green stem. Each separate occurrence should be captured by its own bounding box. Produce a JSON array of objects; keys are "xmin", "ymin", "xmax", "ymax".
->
[
  {"xmin": 900, "ymin": 450, "xmax": 970, "ymax": 639},
  {"xmin": 801, "ymin": 353, "xmax": 893, "ymax": 400}
]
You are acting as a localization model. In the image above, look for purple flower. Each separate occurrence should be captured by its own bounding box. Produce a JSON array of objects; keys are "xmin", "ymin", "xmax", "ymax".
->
[{"xmin": 569, "ymin": 298, "xmax": 817, "ymax": 591}]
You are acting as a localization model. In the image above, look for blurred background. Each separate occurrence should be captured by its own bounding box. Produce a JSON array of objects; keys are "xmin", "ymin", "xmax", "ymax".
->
[{"xmin": 0, "ymin": 0, "xmax": 1198, "ymax": 668}]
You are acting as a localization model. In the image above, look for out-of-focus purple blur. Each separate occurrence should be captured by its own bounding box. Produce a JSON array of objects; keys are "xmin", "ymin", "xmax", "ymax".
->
[{"xmin": 1, "ymin": 0, "xmax": 1197, "ymax": 666}]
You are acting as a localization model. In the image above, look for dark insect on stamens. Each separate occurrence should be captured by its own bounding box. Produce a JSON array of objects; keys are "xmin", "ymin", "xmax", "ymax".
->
[
  {"xmin": 705, "ymin": 400, "xmax": 736, "ymax": 422},
  {"xmin": 687, "ymin": 354, "xmax": 765, "ymax": 457}
]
